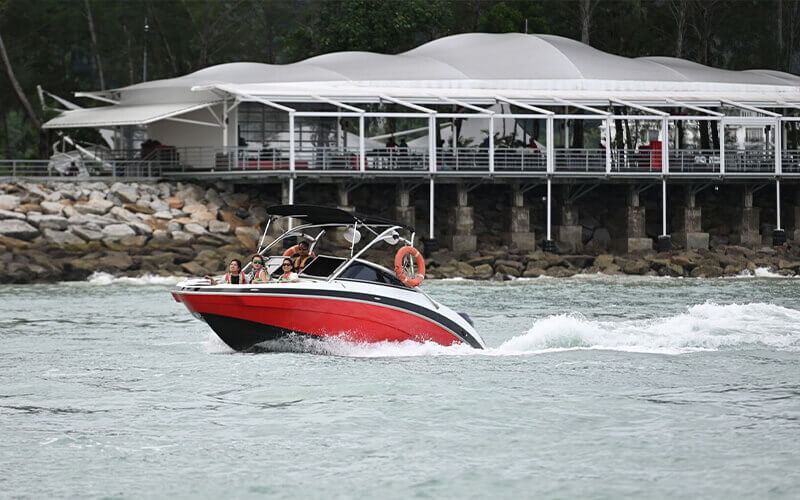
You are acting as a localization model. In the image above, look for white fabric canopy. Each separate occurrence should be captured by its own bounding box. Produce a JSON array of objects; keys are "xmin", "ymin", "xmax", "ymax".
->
[
  {"xmin": 43, "ymin": 102, "xmax": 219, "ymax": 129},
  {"xmin": 47, "ymin": 33, "xmax": 800, "ymax": 128}
]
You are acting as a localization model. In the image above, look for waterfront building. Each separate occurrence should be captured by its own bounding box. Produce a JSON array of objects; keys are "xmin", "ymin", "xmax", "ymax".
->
[{"xmin": 38, "ymin": 33, "xmax": 800, "ymax": 251}]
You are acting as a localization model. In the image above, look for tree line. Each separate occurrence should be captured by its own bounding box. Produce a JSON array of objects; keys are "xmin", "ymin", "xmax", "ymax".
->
[{"xmin": 1, "ymin": 0, "xmax": 798, "ymax": 158}]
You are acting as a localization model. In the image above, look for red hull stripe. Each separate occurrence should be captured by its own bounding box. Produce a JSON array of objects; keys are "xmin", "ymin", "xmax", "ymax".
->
[{"xmin": 176, "ymin": 292, "xmax": 464, "ymax": 346}]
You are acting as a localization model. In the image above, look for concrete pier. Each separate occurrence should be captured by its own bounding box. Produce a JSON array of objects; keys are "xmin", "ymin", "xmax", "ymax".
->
[
  {"xmin": 506, "ymin": 185, "xmax": 535, "ymax": 250},
  {"xmin": 557, "ymin": 187, "xmax": 582, "ymax": 253},
  {"xmin": 793, "ymin": 189, "xmax": 800, "ymax": 244},
  {"xmin": 395, "ymin": 184, "xmax": 415, "ymax": 229},
  {"xmin": 337, "ymin": 184, "xmax": 354, "ymax": 213},
  {"xmin": 449, "ymin": 184, "xmax": 477, "ymax": 253},
  {"xmin": 673, "ymin": 186, "xmax": 709, "ymax": 250},
  {"xmin": 281, "ymin": 179, "xmax": 292, "ymax": 205},
  {"xmin": 626, "ymin": 187, "xmax": 652, "ymax": 252},
  {"xmin": 736, "ymin": 187, "xmax": 761, "ymax": 247}
]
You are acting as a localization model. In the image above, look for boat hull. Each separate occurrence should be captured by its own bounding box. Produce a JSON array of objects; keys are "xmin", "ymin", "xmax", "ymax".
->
[{"xmin": 172, "ymin": 286, "xmax": 483, "ymax": 351}]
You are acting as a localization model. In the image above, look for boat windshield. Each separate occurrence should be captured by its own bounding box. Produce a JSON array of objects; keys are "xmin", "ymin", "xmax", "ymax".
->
[
  {"xmin": 300, "ymin": 256, "xmax": 345, "ymax": 278},
  {"xmin": 338, "ymin": 262, "xmax": 405, "ymax": 286}
]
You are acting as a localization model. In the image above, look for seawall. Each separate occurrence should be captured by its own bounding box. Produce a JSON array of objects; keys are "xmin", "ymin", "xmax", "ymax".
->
[{"xmin": 1, "ymin": 180, "xmax": 799, "ymax": 283}]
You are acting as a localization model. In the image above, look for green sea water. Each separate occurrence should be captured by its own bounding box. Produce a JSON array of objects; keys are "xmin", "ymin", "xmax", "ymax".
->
[{"xmin": 0, "ymin": 274, "xmax": 798, "ymax": 498}]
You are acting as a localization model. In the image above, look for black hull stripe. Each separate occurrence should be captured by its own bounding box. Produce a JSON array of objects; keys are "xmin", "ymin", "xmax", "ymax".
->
[
  {"xmin": 177, "ymin": 286, "xmax": 483, "ymax": 349},
  {"xmin": 202, "ymin": 313, "xmax": 313, "ymax": 352}
]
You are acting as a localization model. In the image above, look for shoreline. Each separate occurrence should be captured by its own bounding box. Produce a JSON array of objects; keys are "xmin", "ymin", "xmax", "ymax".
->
[{"xmin": 2, "ymin": 180, "xmax": 800, "ymax": 284}]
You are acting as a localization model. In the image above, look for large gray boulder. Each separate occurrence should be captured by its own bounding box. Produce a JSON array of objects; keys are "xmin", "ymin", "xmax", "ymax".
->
[
  {"xmin": 0, "ymin": 195, "xmax": 21, "ymax": 211},
  {"xmin": 100, "ymin": 251, "xmax": 134, "ymax": 270},
  {"xmin": 42, "ymin": 228, "xmax": 85, "ymax": 246},
  {"xmin": 102, "ymin": 223, "xmax": 137, "ymax": 240},
  {"xmin": 0, "ymin": 209, "xmax": 26, "ymax": 221},
  {"xmin": 27, "ymin": 214, "xmax": 69, "ymax": 231},
  {"xmin": 129, "ymin": 220, "xmax": 153, "ymax": 235},
  {"xmin": 44, "ymin": 191, "xmax": 62, "ymax": 202},
  {"xmin": 109, "ymin": 206, "xmax": 139, "ymax": 223},
  {"xmin": 171, "ymin": 230, "xmax": 193, "ymax": 243},
  {"xmin": 67, "ymin": 213, "xmax": 116, "ymax": 227},
  {"xmin": 184, "ymin": 223, "xmax": 208, "ymax": 235},
  {"xmin": 72, "ymin": 226, "xmax": 104, "ymax": 241},
  {"xmin": 0, "ymin": 219, "xmax": 39, "ymax": 240},
  {"xmin": 74, "ymin": 199, "xmax": 114, "ymax": 215},
  {"xmin": 208, "ymin": 220, "xmax": 231, "ymax": 234},
  {"xmin": 39, "ymin": 201, "xmax": 64, "ymax": 215},
  {"xmin": 153, "ymin": 210, "xmax": 173, "ymax": 220},
  {"xmin": 110, "ymin": 182, "xmax": 139, "ymax": 203},
  {"xmin": 149, "ymin": 200, "xmax": 170, "ymax": 213},
  {"xmin": 182, "ymin": 203, "xmax": 206, "ymax": 214}
]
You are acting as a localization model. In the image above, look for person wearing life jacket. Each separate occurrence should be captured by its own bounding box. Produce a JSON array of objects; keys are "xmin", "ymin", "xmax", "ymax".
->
[
  {"xmin": 277, "ymin": 258, "xmax": 299, "ymax": 283},
  {"xmin": 247, "ymin": 254, "xmax": 270, "ymax": 283},
  {"xmin": 291, "ymin": 241, "xmax": 314, "ymax": 274},
  {"xmin": 205, "ymin": 259, "xmax": 247, "ymax": 285}
]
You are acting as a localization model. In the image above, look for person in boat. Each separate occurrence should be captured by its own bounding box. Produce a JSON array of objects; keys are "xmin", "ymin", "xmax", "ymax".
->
[
  {"xmin": 291, "ymin": 241, "xmax": 313, "ymax": 273},
  {"xmin": 247, "ymin": 254, "xmax": 270, "ymax": 283},
  {"xmin": 205, "ymin": 259, "xmax": 246, "ymax": 285},
  {"xmin": 277, "ymin": 258, "xmax": 299, "ymax": 283}
]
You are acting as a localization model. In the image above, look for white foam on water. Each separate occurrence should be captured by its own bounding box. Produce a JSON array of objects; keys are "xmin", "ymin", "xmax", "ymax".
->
[
  {"xmin": 203, "ymin": 332, "xmax": 236, "ymax": 354},
  {"xmin": 82, "ymin": 272, "xmax": 183, "ymax": 286},
  {"xmin": 730, "ymin": 267, "xmax": 798, "ymax": 279},
  {"xmin": 256, "ymin": 302, "xmax": 800, "ymax": 358}
]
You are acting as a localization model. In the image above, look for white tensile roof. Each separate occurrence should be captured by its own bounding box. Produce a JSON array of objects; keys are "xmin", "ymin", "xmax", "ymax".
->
[{"xmin": 44, "ymin": 33, "xmax": 800, "ymax": 128}]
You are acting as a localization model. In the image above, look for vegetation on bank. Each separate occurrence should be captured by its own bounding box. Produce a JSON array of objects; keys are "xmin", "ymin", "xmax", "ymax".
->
[{"xmin": 2, "ymin": 0, "xmax": 799, "ymax": 158}]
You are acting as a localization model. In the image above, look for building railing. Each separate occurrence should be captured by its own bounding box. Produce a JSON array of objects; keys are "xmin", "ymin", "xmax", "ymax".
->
[
  {"xmin": 556, "ymin": 148, "xmax": 605, "ymax": 172},
  {"xmin": 0, "ymin": 159, "xmax": 164, "ymax": 178},
  {"xmin": 2, "ymin": 145, "xmax": 795, "ymax": 179},
  {"xmin": 782, "ymin": 150, "xmax": 800, "ymax": 173},
  {"xmin": 725, "ymin": 149, "xmax": 775, "ymax": 173}
]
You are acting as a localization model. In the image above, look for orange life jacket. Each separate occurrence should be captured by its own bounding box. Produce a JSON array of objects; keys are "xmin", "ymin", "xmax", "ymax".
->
[{"xmin": 293, "ymin": 254, "xmax": 314, "ymax": 273}]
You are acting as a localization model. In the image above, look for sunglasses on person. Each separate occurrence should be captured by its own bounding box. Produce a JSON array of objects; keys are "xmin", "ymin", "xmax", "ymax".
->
[
  {"xmin": 282, "ymin": 263, "xmax": 293, "ymax": 267},
  {"xmin": 253, "ymin": 260, "xmax": 263, "ymax": 265}
]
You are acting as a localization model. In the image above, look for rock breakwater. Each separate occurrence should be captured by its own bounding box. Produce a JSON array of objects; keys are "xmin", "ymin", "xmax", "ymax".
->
[{"xmin": 1, "ymin": 180, "xmax": 799, "ymax": 283}]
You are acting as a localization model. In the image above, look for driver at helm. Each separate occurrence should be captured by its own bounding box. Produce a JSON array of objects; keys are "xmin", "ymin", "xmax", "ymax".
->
[{"xmin": 292, "ymin": 241, "xmax": 313, "ymax": 273}]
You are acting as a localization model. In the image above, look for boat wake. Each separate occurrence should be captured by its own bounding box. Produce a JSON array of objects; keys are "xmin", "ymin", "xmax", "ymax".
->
[
  {"xmin": 205, "ymin": 302, "xmax": 800, "ymax": 357},
  {"xmin": 83, "ymin": 272, "xmax": 182, "ymax": 286}
]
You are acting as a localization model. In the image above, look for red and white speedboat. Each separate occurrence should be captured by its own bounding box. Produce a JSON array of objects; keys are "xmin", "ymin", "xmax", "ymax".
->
[{"xmin": 172, "ymin": 205, "xmax": 485, "ymax": 351}]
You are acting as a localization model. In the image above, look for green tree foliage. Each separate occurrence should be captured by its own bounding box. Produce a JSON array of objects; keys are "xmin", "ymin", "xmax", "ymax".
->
[
  {"xmin": 478, "ymin": 1, "xmax": 549, "ymax": 34},
  {"xmin": 285, "ymin": 0, "xmax": 453, "ymax": 59}
]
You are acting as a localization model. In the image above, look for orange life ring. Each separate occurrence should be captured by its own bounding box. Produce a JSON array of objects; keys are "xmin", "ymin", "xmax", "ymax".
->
[{"xmin": 394, "ymin": 246, "xmax": 425, "ymax": 287}]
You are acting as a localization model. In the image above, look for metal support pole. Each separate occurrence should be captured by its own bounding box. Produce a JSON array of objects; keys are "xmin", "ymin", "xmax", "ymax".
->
[
  {"xmin": 662, "ymin": 179, "xmax": 667, "ymax": 236},
  {"xmin": 489, "ymin": 116, "xmax": 495, "ymax": 174},
  {"xmin": 288, "ymin": 177, "xmax": 294, "ymax": 229},
  {"xmin": 719, "ymin": 119, "xmax": 725, "ymax": 175},
  {"xmin": 222, "ymin": 100, "xmax": 228, "ymax": 148},
  {"xmin": 546, "ymin": 178, "xmax": 552, "ymax": 240},
  {"xmin": 289, "ymin": 112, "xmax": 296, "ymax": 173},
  {"xmin": 428, "ymin": 115, "xmax": 436, "ymax": 172},
  {"xmin": 359, "ymin": 114, "xmax": 365, "ymax": 172},
  {"xmin": 605, "ymin": 117, "xmax": 612, "ymax": 174},
  {"xmin": 336, "ymin": 116, "xmax": 342, "ymax": 150},
  {"xmin": 775, "ymin": 118, "xmax": 782, "ymax": 176},
  {"xmin": 429, "ymin": 177, "xmax": 435, "ymax": 237},
  {"xmin": 662, "ymin": 118, "xmax": 670, "ymax": 175},
  {"xmin": 776, "ymin": 179, "xmax": 782, "ymax": 230},
  {"xmin": 546, "ymin": 116, "xmax": 554, "ymax": 173}
]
